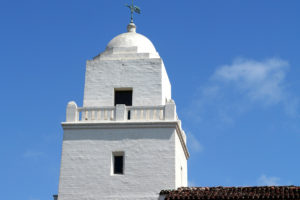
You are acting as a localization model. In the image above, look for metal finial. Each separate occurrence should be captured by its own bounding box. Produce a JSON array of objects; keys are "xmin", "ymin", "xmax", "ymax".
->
[{"xmin": 125, "ymin": 0, "xmax": 141, "ymax": 23}]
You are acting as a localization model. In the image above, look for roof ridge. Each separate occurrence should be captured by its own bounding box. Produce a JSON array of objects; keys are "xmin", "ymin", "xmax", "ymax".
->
[{"xmin": 160, "ymin": 186, "xmax": 300, "ymax": 199}]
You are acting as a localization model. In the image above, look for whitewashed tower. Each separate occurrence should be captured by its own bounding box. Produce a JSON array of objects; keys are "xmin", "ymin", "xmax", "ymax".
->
[{"xmin": 57, "ymin": 21, "xmax": 189, "ymax": 200}]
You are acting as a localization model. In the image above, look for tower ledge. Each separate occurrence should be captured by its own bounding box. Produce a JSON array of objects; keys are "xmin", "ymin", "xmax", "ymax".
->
[{"xmin": 63, "ymin": 100, "xmax": 189, "ymax": 159}]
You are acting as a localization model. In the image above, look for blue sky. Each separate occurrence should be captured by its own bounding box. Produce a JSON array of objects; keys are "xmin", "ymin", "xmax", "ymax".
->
[{"xmin": 1, "ymin": 0, "xmax": 300, "ymax": 199}]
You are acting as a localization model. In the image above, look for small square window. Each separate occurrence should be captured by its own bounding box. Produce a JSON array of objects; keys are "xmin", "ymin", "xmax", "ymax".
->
[
  {"xmin": 114, "ymin": 90, "xmax": 132, "ymax": 106},
  {"xmin": 112, "ymin": 152, "xmax": 124, "ymax": 175}
]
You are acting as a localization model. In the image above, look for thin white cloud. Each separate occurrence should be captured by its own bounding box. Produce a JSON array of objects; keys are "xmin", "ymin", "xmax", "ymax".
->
[
  {"xmin": 188, "ymin": 57, "xmax": 299, "ymax": 124},
  {"xmin": 23, "ymin": 150, "xmax": 44, "ymax": 159},
  {"xmin": 257, "ymin": 174, "xmax": 280, "ymax": 186},
  {"xmin": 188, "ymin": 180, "xmax": 197, "ymax": 187},
  {"xmin": 212, "ymin": 58, "xmax": 289, "ymax": 106},
  {"xmin": 188, "ymin": 133, "xmax": 204, "ymax": 153}
]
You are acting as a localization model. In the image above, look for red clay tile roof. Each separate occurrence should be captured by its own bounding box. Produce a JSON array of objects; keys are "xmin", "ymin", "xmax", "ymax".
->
[{"xmin": 160, "ymin": 186, "xmax": 300, "ymax": 200}]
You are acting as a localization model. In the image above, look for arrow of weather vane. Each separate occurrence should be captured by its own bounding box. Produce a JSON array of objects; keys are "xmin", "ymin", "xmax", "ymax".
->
[{"xmin": 126, "ymin": 0, "xmax": 141, "ymax": 23}]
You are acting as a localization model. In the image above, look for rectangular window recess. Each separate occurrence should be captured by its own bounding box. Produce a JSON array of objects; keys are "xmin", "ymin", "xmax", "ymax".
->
[
  {"xmin": 114, "ymin": 89, "xmax": 132, "ymax": 106},
  {"xmin": 114, "ymin": 89, "xmax": 133, "ymax": 120},
  {"xmin": 112, "ymin": 152, "xmax": 124, "ymax": 175}
]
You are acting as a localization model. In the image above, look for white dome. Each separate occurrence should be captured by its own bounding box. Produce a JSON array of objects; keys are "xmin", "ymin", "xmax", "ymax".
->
[{"xmin": 106, "ymin": 23, "xmax": 157, "ymax": 54}]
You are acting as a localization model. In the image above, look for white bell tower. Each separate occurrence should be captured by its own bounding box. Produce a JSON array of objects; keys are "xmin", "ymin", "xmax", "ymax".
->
[{"xmin": 57, "ymin": 23, "xmax": 189, "ymax": 200}]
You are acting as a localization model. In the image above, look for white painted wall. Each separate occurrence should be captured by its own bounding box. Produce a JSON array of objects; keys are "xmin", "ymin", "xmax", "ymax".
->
[
  {"xmin": 58, "ymin": 125, "xmax": 177, "ymax": 200},
  {"xmin": 175, "ymin": 131, "xmax": 188, "ymax": 188},
  {"xmin": 83, "ymin": 57, "xmax": 171, "ymax": 107},
  {"xmin": 161, "ymin": 61, "xmax": 171, "ymax": 103}
]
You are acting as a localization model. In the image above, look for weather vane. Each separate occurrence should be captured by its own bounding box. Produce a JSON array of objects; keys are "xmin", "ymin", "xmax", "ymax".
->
[{"xmin": 126, "ymin": 0, "xmax": 141, "ymax": 23}]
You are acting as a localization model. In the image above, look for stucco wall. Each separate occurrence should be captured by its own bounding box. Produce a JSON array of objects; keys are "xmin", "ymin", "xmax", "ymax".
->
[
  {"xmin": 175, "ymin": 132, "xmax": 188, "ymax": 188},
  {"xmin": 161, "ymin": 61, "xmax": 171, "ymax": 103},
  {"xmin": 83, "ymin": 57, "xmax": 171, "ymax": 107},
  {"xmin": 58, "ymin": 126, "xmax": 177, "ymax": 200}
]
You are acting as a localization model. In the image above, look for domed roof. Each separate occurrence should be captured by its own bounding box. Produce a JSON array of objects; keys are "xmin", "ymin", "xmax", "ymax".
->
[{"xmin": 106, "ymin": 23, "xmax": 157, "ymax": 54}]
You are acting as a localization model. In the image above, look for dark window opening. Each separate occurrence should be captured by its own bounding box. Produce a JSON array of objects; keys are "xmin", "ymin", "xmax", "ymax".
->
[
  {"xmin": 127, "ymin": 110, "xmax": 131, "ymax": 120},
  {"xmin": 114, "ymin": 90, "xmax": 132, "ymax": 106},
  {"xmin": 113, "ymin": 155, "xmax": 124, "ymax": 175},
  {"xmin": 114, "ymin": 90, "xmax": 132, "ymax": 120}
]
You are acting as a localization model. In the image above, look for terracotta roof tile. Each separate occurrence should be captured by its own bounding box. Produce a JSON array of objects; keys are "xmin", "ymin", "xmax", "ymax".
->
[{"xmin": 160, "ymin": 186, "xmax": 300, "ymax": 200}]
